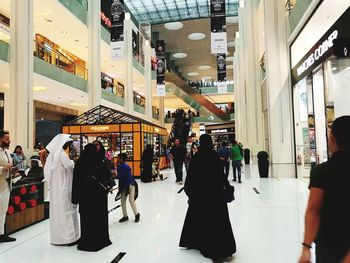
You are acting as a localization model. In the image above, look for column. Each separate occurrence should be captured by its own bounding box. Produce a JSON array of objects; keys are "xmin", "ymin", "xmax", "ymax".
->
[
  {"xmin": 9, "ymin": 0, "xmax": 34, "ymax": 154},
  {"xmin": 87, "ymin": 0, "xmax": 101, "ymax": 108},
  {"xmin": 235, "ymin": 1, "xmax": 264, "ymax": 159},
  {"xmin": 124, "ymin": 17, "xmax": 134, "ymax": 114},
  {"xmin": 144, "ymin": 41, "xmax": 152, "ymax": 121},
  {"xmin": 264, "ymin": 0, "xmax": 295, "ymax": 177}
]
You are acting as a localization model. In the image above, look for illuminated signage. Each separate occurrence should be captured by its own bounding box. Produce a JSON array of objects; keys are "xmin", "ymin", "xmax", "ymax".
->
[
  {"xmin": 297, "ymin": 30, "xmax": 338, "ymax": 77},
  {"xmin": 90, "ymin": 126, "xmax": 110, "ymax": 132}
]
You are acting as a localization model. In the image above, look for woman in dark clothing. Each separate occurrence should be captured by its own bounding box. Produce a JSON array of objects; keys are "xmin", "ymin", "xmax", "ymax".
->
[
  {"xmin": 179, "ymin": 134, "xmax": 236, "ymax": 260},
  {"xmin": 141, "ymin": 144, "xmax": 153, "ymax": 183},
  {"xmin": 72, "ymin": 144, "xmax": 112, "ymax": 252}
]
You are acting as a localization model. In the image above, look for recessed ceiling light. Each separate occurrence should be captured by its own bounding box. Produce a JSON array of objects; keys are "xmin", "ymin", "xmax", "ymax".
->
[
  {"xmin": 188, "ymin": 72, "xmax": 199, "ymax": 76},
  {"xmin": 188, "ymin": 33, "xmax": 206, "ymax": 41},
  {"xmin": 203, "ymin": 76, "xmax": 212, "ymax": 80},
  {"xmin": 227, "ymin": 65, "xmax": 234, "ymax": 69},
  {"xmin": 227, "ymin": 42, "xmax": 235, "ymax": 47},
  {"xmin": 1, "ymin": 83, "xmax": 9, "ymax": 89},
  {"xmin": 332, "ymin": 67, "xmax": 338, "ymax": 71},
  {"xmin": 173, "ymin": 53, "xmax": 188, "ymax": 59},
  {"xmin": 198, "ymin": 65, "xmax": 211, "ymax": 70},
  {"xmin": 226, "ymin": 56, "xmax": 234, "ymax": 62},
  {"xmin": 33, "ymin": 86, "xmax": 47, "ymax": 91},
  {"xmin": 164, "ymin": 22, "xmax": 183, "ymax": 30},
  {"xmin": 226, "ymin": 17, "xmax": 238, "ymax": 24}
]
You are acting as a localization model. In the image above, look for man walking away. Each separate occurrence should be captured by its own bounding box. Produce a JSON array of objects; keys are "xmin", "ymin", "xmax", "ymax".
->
[
  {"xmin": 170, "ymin": 139, "xmax": 186, "ymax": 185},
  {"xmin": 231, "ymin": 140, "xmax": 243, "ymax": 183},
  {"xmin": 218, "ymin": 141, "xmax": 230, "ymax": 181}
]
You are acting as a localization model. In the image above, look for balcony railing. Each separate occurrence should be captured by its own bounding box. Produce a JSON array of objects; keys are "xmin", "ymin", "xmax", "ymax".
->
[{"xmin": 33, "ymin": 40, "xmax": 88, "ymax": 80}]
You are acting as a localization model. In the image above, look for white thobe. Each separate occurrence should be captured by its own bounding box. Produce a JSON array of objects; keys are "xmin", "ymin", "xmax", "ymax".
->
[
  {"xmin": 48, "ymin": 150, "xmax": 79, "ymax": 245},
  {"xmin": 0, "ymin": 148, "xmax": 12, "ymax": 235}
]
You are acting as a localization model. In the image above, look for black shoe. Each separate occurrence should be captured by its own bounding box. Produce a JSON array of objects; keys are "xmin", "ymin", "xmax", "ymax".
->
[
  {"xmin": 160, "ymin": 174, "xmax": 164, "ymax": 180},
  {"xmin": 119, "ymin": 216, "xmax": 129, "ymax": 223},
  {"xmin": 238, "ymin": 180, "xmax": 242, "ymax": 183},
  {"xmin": 0, "ymin": 235, "xmax": 16, "ymax": 242},
  {"xmin": 135, "ymin": 213, "xmax": 140, "ymax": 223},
  {"xmin": 233, "ymin": 178, "xmax": 236, "ymax": 182}
]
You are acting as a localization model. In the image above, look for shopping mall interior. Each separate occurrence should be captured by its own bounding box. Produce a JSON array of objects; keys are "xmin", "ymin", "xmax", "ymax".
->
[{"xmin": 0, "ymin": 0, "xmax": 350, "ymax": 262}]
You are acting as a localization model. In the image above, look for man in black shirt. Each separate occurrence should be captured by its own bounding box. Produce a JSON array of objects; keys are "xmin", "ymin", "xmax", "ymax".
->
[
  {"xmin": 299, "ymin": 116, "xmax": 350, "ymax": 263},
  {"xmin": 170, "ymin": 139, "xmax": 186, "ymax": 185}
]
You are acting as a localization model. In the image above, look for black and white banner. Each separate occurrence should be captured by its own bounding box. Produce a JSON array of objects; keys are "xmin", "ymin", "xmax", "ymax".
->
[
  {"xmin": 132, "ymin": 30, "xmax": 139, "ymax": 58},
  {"xmin": 156, "ymin": 40, "xmax": 166, "ymax": 96},
  {"xmin": 110, "ymin": 0, "xmax": 125, "ymax": 60},
  {"xmin": 210, "ymin": 0, "xmax": 227, "ymax": 54},
  {"xmin": 217, "ymin": 54, "xmax": 227, "ymax": 93}
]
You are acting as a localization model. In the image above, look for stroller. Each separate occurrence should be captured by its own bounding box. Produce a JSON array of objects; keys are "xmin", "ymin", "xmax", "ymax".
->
[{"xmin": 151, "ymin": 157, "xmax": 165, "ymax": 181}]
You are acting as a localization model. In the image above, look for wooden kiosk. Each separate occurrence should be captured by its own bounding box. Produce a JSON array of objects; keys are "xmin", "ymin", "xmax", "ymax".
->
[{"xmin": 62, "ymin": 105, "xmax": 168, "ymax": 177}]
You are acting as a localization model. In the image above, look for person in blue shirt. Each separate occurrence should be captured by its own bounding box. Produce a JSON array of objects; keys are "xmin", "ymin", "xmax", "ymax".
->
[
  {"xmin": 218, "ymin": 141, "xmax": 231, "ymax": 180},
  {"xmin": 117, "ymin": 153, "xmax": 140, "ymax": 223}
]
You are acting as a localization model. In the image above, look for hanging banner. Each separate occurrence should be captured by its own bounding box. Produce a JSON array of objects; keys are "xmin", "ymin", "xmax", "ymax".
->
[
  {"xmin": 139, "ymin": 22, "xmax": 151, "ymax": 41},
  {"xmin": 217, "ymin": 53, "xmax": 227, "ymax": 92},
  {"xmin": 210, "ymin": 0, "xmax": 227, "ymax": 54},
  {"xmin": 110, "ymin": 0, "xmax": 125, "ymax": 60},
  {"xmin": 156, "ymin": 40, "xmax": 166, "ymax": 97},
  {"xmin": 132, "ymin": 30, "xmax": 139, "ymax": 58},
  {"xmin": 217, "ymin": 81, "xmax": 228, "ymax": 94},
  {"xmin": 138, "ymin": 33, "xmax": 145, "ymax": 66}
]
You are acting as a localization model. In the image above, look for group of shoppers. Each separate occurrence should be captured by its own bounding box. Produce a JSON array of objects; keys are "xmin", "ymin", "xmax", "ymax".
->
[{"xmin": 218, "ymin": 140, "xmax": 244, "ymax": 183}]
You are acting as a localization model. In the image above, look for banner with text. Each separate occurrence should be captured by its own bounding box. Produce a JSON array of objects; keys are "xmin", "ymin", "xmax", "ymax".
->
[
  {"xmin": 110, "ymin": 0, "xmax": 125, "ymax": 60},
  {"xmin": 217, "ymin": 53, "xmax": 227, "ymax": 92},
  {"xmin": 156, "ymin": 40, "xmax": 166, "ymax": 96},
  {"xmin": 210, "ymin": 0, "xmax": 227, "ymax": 54}
]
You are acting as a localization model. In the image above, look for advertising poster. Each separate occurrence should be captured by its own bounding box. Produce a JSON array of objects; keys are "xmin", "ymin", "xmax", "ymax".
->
[
  {"xmin": 110, "ymin": 0, "xmax": 125, "ymax": 60},
  {"xmin": 156, "ymin": 40, "xmax": 166, "ymax": 97},
  {"xmin": 210, "ymin": 0, "xmax": 227, "ymax": 54}
]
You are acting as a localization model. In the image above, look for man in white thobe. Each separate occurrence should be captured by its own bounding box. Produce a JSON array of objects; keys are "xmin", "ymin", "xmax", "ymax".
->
[
  {"xmin": 0, "ymin": 130, "xmax": 16, "ymax": 242},
  {"xmin": 44, "ymin": 134, "xmax": 79, "ymax": 245}
]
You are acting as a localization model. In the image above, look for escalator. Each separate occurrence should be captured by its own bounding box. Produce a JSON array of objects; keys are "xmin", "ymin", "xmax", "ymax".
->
[
  {"xmin": 168, "ymin": 109, "xmax": 192, "ymax": 145},
  {"xmin": 165, "ymin": 72, "xmax": 231, "ymax": 121}
]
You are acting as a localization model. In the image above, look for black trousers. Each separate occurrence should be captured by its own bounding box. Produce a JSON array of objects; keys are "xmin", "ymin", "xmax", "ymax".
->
[
  {"xmin": 221, "ymin": 161, "xmax": 230, "ymax": 180},
  {"xmin": 174, "ymin": 161, "xmax": 184, "ymax": 182}
]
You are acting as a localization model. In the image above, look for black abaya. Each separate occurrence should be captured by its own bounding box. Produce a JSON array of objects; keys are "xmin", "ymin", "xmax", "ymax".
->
[
  {"xmin": 141, "ymin": 149, "xmax": 153, "ymax": 183},
  {"xmin": 73, "ymin": 158, "xmax": 112, "ymax": 252},
  {"xmin": 179, "ymin": 150, "xmax": 236, "ymax": 259}
]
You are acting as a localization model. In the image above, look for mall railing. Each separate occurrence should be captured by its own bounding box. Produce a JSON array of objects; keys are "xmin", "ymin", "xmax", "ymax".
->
[
  {"xmin": 101, "ymin": 82, "xmax": 124, "ymax": 98},
  {"xmin": 33, "ymin": 40, "xmax": 88, "ymax": 80}
]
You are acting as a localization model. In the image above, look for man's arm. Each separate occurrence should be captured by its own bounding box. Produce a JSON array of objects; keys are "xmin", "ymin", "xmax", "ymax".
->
[{"xmin": 299, "ymin": 187, "xmax": 324, "ymax": 263}]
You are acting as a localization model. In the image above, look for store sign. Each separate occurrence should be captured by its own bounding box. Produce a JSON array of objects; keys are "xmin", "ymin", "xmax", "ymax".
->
[
  {"xmin": 296, "ymin": 30, "xmax": 338, "ymax": 77},
  {"xmin": 81, "ymin": 125, "xmax": 119, "ymax": 133},
  {"xmin": 292, "ymin": 6, "xmax": 350, "ymax": 85},
  {"xmin": 334, "ymin": 38, "xmax": 350, "ymax": 58},
  {"xmin": 110, "ymin": 0, "xmax": 125, "ymax": 61},
  {"xmin": 211, "ymin": 32, "xmax": 228, "ymax": 54}
]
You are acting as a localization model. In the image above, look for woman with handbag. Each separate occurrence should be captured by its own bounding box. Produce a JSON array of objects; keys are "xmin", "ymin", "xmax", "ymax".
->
[
  {"xmin": 179, "ymin": 134, "xmax": 236, "ymax": 260},
  {"xmin": 72, "ymin": 144, "xmax": 112, "ymax": 251}
]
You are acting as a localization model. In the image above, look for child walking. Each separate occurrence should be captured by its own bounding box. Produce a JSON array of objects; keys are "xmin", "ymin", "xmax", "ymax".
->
[{"xmin": 117, "ymin": 153, "xmax": 140, "ymax": 223}]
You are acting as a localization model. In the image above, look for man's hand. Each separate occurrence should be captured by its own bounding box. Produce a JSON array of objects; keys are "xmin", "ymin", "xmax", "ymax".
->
[
  {"xmin": 3, "ymin": 163, "xmax": 13, "ymax": 172},
  {"xmin": 298, "ymin": 247, "xmax": 312, "ymax": 263}
]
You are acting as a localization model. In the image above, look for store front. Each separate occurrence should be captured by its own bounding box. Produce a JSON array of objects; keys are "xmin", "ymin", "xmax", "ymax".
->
[
  {"xmin": 205, "ymin": 122, "xmax": 235, "ymax": 145},
  {"xmin": 62, "ymin": 105, "xmax": 168, "ymax": 177},
  {"xmin": 291, "ymin": 5, "xmax": 350, "ymax": 178}
]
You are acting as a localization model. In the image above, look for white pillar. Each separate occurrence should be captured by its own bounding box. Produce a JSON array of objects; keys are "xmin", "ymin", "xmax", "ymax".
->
[
  {"xmin": 9, "ymin": 0, "xmax": 34, "ymax": 154},
  {"xmin": 144, "ymin": 41, "xmax": 152, "ymax": 121},
  {"xmin": 264, "ymin": 0, "xmax": 295, "ymax": 177},
  {"xmin": 236, "ymin": 1, "xmax": 264, "ymax": 159},
  {"xmin": 124, "ymin": 17, "xmax": 134, "ymax": 114},
  {"xmin": 87, "ymin": 0, "xmax": 101, "ymax": 108}
]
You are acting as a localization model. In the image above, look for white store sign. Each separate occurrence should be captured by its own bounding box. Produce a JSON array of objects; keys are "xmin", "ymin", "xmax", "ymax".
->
[{"xmin": 156, "ymin": 85, "xmax": 166, "ymax": 96}]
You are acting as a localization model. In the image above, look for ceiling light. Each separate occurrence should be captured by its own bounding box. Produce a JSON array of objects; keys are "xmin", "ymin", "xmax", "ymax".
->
[
  {"xmin": 173, "ymin": 53, "xmax": 188, "ymax": 59},
  {"xmin": 236, "ymin": 32, "xmax": 240, "ymax": 39},
  {"xmin": 188, "ymin": 33, "xmax": 206, "ymax": 41},
  {"xmin": 1, "ymin": 83, "xmax": 9, "ymax": 89},
  {"xmin": 227, "ymin": 42, "xmax": 235, "ymax": 47},
  {"xmin": 198, "ymin": 65, "xmax": 211, "ymax": 70},
  {"xmin": 226, "ymin": 17, "xmax": 238, "ymax": 24},
  {"xmin": 33, "ymin": 86, "xmax": 47, "ymax": 91},
  {"xmin": 227, "ymin": 65, "xmax": 234, "ymax": 69},
  {"xmin": 164, "ymin": 22, "xmax": 183, "ymax": 31},
  {"xmin": 188, "ymin": 72, "xmax": 199, "ymax": 76},
  {"xmin": 70, "ymin": 102, "xmax": 88, "ymax": 107},
  {"xmin": 332, "ymin": 67, "xmax": 338, "ymax": 71},
  {"xmin": 226, "ymin": 56, "xmax": 234, "ymax": 62}
]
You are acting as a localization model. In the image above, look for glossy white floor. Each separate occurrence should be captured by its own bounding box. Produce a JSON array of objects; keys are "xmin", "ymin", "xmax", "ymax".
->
[{"xmin": 0, "ymin": 165, "xmax": 311, "ymax": 263}]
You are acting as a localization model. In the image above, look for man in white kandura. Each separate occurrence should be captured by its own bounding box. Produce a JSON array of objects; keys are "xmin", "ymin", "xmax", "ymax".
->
[{"xmin": 44, "ymin": 134, "xmax": 79, "ymax": 246}]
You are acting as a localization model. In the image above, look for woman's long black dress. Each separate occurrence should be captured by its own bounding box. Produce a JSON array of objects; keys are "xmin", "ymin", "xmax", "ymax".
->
[
  {"xmin": 179, "ymin": 150, "xmax": 236, "ymax": 259},
  {"xmin": 72, "ymin": 159, "xmax": 112, "ymax": 252},
  {"xmin": 141, "ymin": 149, "xmax": 153, "ymax": 182}
]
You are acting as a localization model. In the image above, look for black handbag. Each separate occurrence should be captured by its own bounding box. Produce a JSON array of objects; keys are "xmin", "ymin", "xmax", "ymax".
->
[{"xmin": 224, "ymin": 183, "xmax": 235, "ymax": 203}]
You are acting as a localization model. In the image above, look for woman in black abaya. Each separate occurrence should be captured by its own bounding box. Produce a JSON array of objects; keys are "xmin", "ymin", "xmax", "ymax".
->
[
  {"xmin": 141, "ymin": 144, "xmax": 153, "ymax": 182},
  {"xmin": 179, "ymin": 134, "xmax": 236, "ymax": 260},
  {"xmin": 72, "ymin": 144, "xmax": 112, "ymax": 252}
]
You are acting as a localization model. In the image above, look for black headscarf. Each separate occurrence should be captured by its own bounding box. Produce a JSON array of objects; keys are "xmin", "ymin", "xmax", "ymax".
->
[
  {"xmin": 93, "ymin": 140, "xmax": 106, "ymax": 161},
  {"xmin": 199, "ymin": 134, "xmax": 213, "ymax": 153}
]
